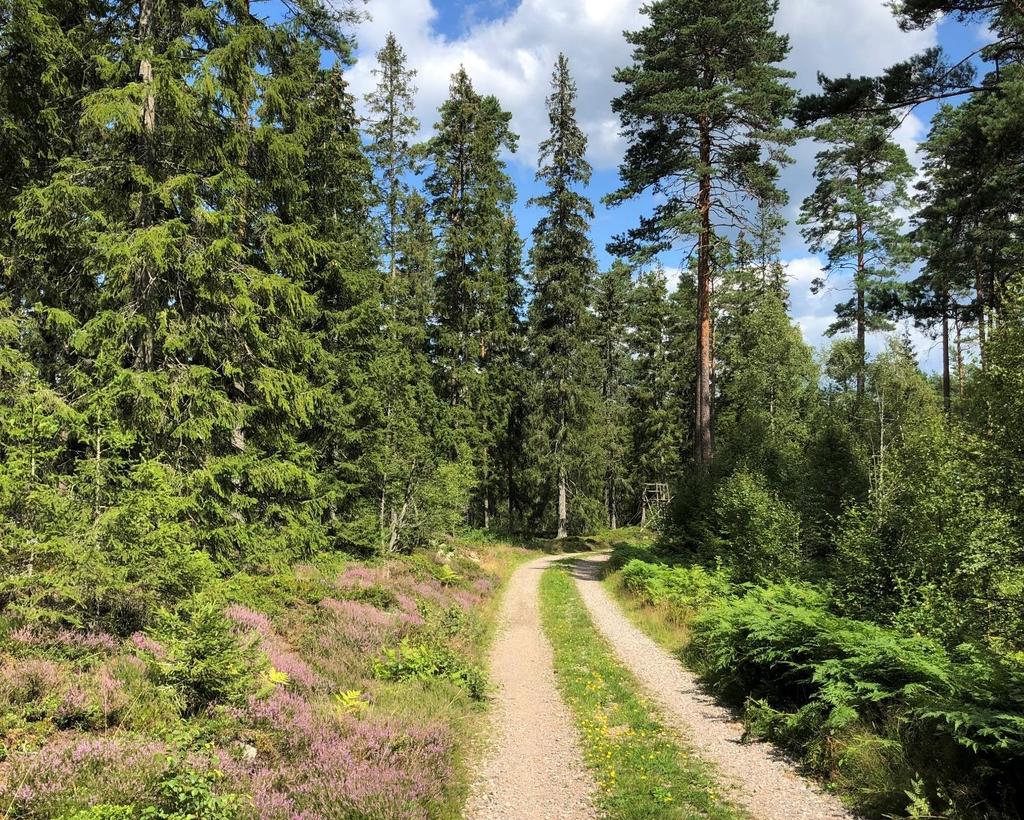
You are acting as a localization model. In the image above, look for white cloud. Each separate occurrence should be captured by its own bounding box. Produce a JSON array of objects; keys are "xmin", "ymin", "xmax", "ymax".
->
[
  {"xmin": 348, "ymin": 0, "xmax": 644, "ymax": 168},
  {"xmin": 793, "ymin": 313, "xmax": 835, "ymax": 348},
  {"xmin": 785, "ymin": 256, "xmax": 826, "ymax": 296},
  {"xmin": 349, "ymin": 0, "xmax": 937, "ymax": 171}
]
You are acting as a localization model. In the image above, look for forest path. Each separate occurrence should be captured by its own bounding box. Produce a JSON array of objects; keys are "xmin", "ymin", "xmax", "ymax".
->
[
  {"xmin": 570, "ymin": 553, "xmax": 854, "ymax": 820},
  {"xmin": 465, "ymin": 551, "xmax": 599, "ymax": 820}
]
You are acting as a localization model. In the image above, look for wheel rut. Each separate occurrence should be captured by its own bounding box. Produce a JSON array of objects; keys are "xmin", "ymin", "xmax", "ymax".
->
[
  {"xmin": 570, "ymin": 553, "xmax": 855, "ymax": 820},
  {"xmin": 465, "ymin": 552, "xmax": 598, "ymax": 820}
]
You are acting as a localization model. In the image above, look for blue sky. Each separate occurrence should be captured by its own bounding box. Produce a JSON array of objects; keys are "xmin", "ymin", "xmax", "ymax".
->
[{"xmin": 345, "ymin": 1, "xmax": 988, "ymax": 370}]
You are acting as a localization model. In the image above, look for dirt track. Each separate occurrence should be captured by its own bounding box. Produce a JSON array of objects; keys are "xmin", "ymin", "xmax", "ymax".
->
[{"xmin": 464, "ymin": 552, "xmax": 598, "ymax": 820}]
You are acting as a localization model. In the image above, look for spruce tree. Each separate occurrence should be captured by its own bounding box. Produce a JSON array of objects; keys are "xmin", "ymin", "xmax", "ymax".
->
[
  {"xmin": 364, "ymin": 33, "xmax": 420, "ymax": 279},
  {"xmin": 424, "ymin": 68, "xmax": 521, "ymax": 528},
  {"xmin": 627, "ymin": 267, "xmax": 679, "ymax": 519},
  {"xmin": 360, "ymin": 33, "xmax": 450, "ymax": 552},
  {"xmin": 526, "ymin": 54, "xmax": 599, "ymax": 539},
  {"xmin": 592, "ymin": 260, "xmax": 634, "ymax": 528},
  {"xmin": 606, "ymin": 0, "xmax": 795, "ymax": 471},
  {"xmin": 799, "ymin": 107, "xmax": 915, "ymax": 398}
]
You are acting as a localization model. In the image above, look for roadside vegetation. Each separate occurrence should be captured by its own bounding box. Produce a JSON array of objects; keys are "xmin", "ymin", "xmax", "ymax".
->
[
  {"xmin": 539, "ymin": 562, "xmax": 742, "ymax": 820},
  {"xmin": 605, "ymin": 542, "xmax": 1024, "ymax": 819},
  {"xmin": 0, "ymin": 541, "xmax": 529, "ymax": 818},
  {"xmin": 2, "ymin": 0, "xmax": 1022, "ymax": 814}
]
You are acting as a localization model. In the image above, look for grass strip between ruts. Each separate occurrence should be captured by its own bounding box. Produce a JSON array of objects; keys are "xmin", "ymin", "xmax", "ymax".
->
[{"xmin": 538, "ymin": 562, "xmax": 744, "ymax": 820}]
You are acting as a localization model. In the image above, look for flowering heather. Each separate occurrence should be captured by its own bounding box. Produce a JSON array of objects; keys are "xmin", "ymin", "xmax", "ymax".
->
[
  {"xmin": 395, "ymin": 591, "xmax": 420, "ymax": 617},
  {"xmin": 402, "ymin": 575, "xmax": 481, "ymax": 611},
  {"xmin": 130, "ymin": 631, "xmax": 167, "ymax": 659},
  {"xmin": 96, "ymin": 665, "xmax": 128, "ymax": 724},
  {"xmin": 336, "ymin": 564, "xmax": 382, "ymax": 590},
  {"xmin": 10, "ymin": 627, "xmax": 120, "ymax": 654},
  {"xmin": 1, "ymin": 657, "xmax": 63, "ymax": 703},
  {"xmin": 55, "ymin": 684, "xmax": 92, "ymax": 726},
  {"xmin": 225, "ymin": 604, "xmax": 275, "ymax": 638},
  {"xmin": 226, "ymin": 604, "xmax": 322, "ymax": 692},
  {"xmin": 320, "ymin": 598, "xmax": 422, "ymax": 654},
  {"xmin": 223, "ymin": 689, "xmax": 453, "ymax": 819},
  {"xmin": 0, "ymin": 734, "xmax": 166, "ymax": 814},
  {"xmin": 335, "ymin": 562, "xmax": 489, "ymax": 613}
]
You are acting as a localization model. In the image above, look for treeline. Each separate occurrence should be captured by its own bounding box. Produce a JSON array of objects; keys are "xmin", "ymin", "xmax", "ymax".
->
[
  {"xmin": 0, "ymin": 0, "xmax": 708, "ymax": 633},
  {"xmin": 2, "ymin": 0, "xmax": 1022, "ymax": 652}
]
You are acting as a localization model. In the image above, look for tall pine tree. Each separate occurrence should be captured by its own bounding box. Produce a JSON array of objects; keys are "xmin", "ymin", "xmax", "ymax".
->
[
  {"xmin": 606, "ymin": 0, "xmax": 795, "ymax": 471},
  {"xmin": 799, "ymin": 107, "xmax": 915, "ymax": 398}
]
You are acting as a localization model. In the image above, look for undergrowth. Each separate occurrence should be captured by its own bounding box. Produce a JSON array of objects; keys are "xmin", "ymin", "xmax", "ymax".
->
[
  {"xmin": 0, "ymin": 538, "xmax": 531, "ymax": 818},
  {"xmin": 606, "ymin": 543, "xmax": 1024, "ymax": 819}
]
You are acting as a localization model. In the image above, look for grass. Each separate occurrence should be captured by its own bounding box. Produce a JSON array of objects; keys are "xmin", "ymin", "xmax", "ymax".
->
[
  {"xmin": 538, "ymin": 562, "xmax": 743, "ymax": 820},
  {"xmin": 601, "ymin": 571, "xmax": 692, "ymax": 656}
]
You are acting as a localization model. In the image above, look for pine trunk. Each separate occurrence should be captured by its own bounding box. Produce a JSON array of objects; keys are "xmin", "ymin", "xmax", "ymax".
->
[
  {"xmin": 694, "ymin": 116, "xmax": 713, "ymax": 471},
  {"xmin": 942, "ymin": 285, "xmax": 951, "ymax": 415},
  {"xmin": 976, "ymin": 269, "xmax": 987, "ymax": 372},
  {"xmin": 855, "ymin": 209, "xmax": 866, "ymax": 399}
]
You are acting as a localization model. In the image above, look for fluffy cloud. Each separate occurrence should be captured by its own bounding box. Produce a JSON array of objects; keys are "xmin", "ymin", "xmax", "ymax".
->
[
  {"xmin": 348, "ymin": 0, "xmax": 936, "ymax": 170},
  {"xmin": 346, "ymin": 0, "xmax": 941, "ymax": 368},
  {"xmin": 347, "ymin": 0, "xmax": 643, "ymax": 167}
]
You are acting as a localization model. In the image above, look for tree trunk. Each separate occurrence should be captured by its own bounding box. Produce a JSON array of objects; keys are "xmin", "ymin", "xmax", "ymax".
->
[
  {"xmin": 955, "ymin": 317, "xmax": 965, "ymax": 407},
  {"xmin": 976, "ymin": 268, "xmax": 987, "ymax": 372},
  {"xmin": 941, "ymin": 292, "xmax": 951, "ymax": 416},
  {"xmin": 694, "ymin": 116, "xmax": 713, "ymax": 470},
  {"xmin": 556, "ymin": 465, "xmax": 568, "ymax": 540},
  {"xmin": 138, "ymin": 0, "xmax": 155, "ymax": 135},
  {"xmin": 855, "ymin": 212, "xmax": 866, "ymax": 399}
]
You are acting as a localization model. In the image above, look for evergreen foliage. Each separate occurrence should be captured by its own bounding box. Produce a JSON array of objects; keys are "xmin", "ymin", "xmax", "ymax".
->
[
  {"xmin": 1, "ymin": 2, "xmax": 1024, "ymax": 815},
  {"xmin": 799, "ymin": 103, "xmax": 916, "ymax": 397},
  {"xmin": 607, "ymin": 0, "xmax": 796, "ymax": 468},
  {"xmin": 424, "ymin": 67, "xmax": 522, "ymax": 529},
  {"xmin": 526, "ymin": 54, "xmax": 599, "ymax": 538}
]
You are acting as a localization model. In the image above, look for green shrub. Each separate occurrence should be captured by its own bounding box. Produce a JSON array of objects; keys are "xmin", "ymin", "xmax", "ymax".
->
[
  {"xmin": 152, "ymin": 603, "xmax": 261, "ymax": 715},
  {"xmin": 619, "ymin": 559, "xmax": 731, "ymax": 616},
  {"xmin": 374, "ymin": 638, "xmax": 486, "ymax": 700},
  {"xmin": 831, "ymin": 420, "xmax": 1023, "ymax": 647},
  {"xmin": 709, "ymin": 469, "xmax": 803, "ymax": 582},
  {"xmin": 140, "ymin": 754, "xmax": 240, "ymax": 820},
  {"xmin": 607, "ymin": 542, "xmax": 662, "ymax": 570},
  {"xmin": 338, "ymin": 583, "xmax": 400, "ymax": 611},
  {"xmin": 688, "ymin": 582, "xmax": 1024, "ymax": 816}
]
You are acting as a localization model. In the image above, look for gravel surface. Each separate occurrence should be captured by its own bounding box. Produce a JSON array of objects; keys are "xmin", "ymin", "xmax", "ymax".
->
[
  {"xmin": 465, "ymin": 552, "xmax": 598, "ymax": 820},
  {"xmin": 571, "ymin": 553, "xmax": 855, "ymax": 820}
]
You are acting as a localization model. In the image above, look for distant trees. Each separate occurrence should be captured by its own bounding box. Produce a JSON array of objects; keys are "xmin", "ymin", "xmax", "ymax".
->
[{"xmin": 799, "ymin": 104, "xmax": 915, "ymax": 398}]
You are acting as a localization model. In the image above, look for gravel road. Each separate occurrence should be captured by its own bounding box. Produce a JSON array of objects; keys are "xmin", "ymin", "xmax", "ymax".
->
[
  {"xmin": 571, "ymin": 553, "xmax": 854, "ymax": 820},
  {"xmin": 464, "ymin": 552, "xmax": 598, "ymax": 820}
]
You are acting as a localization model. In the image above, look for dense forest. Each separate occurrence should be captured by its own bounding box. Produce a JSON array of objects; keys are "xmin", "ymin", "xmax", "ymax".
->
[{"xmin": 1, "ymin": 0, "xmax": 1023, "ymax": 816}]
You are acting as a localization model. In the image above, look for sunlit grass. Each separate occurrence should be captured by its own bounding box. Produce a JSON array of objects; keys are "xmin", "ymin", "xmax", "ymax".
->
[{"xmin": 539, "ymin": 563, "xmax": 743, "ymax": 820}]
